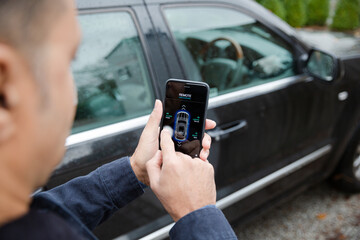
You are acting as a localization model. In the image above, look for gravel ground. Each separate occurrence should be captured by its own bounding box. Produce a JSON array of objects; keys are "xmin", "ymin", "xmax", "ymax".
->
[{"xmin": 235, "ymin": 183, "xmax": 360, "ymax": 240}]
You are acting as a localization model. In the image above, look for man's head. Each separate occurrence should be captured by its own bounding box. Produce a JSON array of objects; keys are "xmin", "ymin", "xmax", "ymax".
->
[
  {"xmin": 0, "ymin": 1, "xmax": 62, "ymax": 59},
  {"xmin": 0, "ymin": 0, "xmax": 81, "ymax": 189}
]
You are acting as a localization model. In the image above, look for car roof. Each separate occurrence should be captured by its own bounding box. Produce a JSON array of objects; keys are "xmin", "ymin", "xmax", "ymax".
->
[
  {"xmin": 76, "ymin": 0, "xmax": 143, "ymax": 9},
  {"xmin": 75, "ymin": 0, "xmax": 297, "ymax": 42},
  {"xmin": 76, "ymin": 0, "xmax": 260, "ymax": 11}
]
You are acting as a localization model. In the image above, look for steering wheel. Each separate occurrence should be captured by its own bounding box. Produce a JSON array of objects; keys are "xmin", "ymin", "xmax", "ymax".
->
[
  {"xmin": 199, "ymin": 37, "xmax": 244, "ymax": 61},
  {"xmin": 199, "ymin": 37, "xmax": 246, "ymax": 91}
]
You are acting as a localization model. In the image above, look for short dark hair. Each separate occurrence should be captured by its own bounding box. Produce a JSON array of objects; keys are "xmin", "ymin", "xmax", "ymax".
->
[
  {"xmin": 0, "ymin": 0, "xmax": 65, "ymax": 57},
  {"xmin": 0, "ymin": 0, "xmax": 67, "ymax": 101}
]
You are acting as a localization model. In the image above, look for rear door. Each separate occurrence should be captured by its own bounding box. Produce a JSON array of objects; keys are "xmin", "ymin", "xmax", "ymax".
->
[{"xmin": 46, "ymin": 3, "xmax": 170, "ymax": 239}]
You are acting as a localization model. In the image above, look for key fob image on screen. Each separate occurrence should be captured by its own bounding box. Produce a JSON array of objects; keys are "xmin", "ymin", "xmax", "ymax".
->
[{"xmin": 161, "ymin": 79, "xmax": 209, "ymax": 158}]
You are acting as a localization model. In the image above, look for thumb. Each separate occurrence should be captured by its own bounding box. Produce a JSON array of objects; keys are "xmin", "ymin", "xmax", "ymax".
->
[
  {"xmin": 146, "ymin": 150, "xmax": 163, "ymax": 187},
  {"xmin": 144, "ymin": 100, "xmax": 163, "ymax": 135},
  {"xmin": 160, "ymin": 127, "xmax": 176, "ymax": 162}
]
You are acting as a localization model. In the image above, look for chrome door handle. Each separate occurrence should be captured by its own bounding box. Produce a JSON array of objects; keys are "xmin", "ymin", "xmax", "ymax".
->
[{"xmin": 208, "ymin": 120, "xmax": 248, "ymax": 141}]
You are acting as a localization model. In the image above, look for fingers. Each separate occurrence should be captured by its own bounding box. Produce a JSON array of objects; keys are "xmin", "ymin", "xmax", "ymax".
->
[
  {"xmin": 205, "ymin": 119, "xmax": 216, "ymax": 130},
  {"xmin": 202, "ymin": 133, "xmax": 211, "ymax": 150},
  {"xmin": 199, "ymin": 133, "xmax": 211, "ymax": 161},
  {"xmin": 201, "ymin": 119, "xmax": 215, "ymax": 161},
  {"xmin": 144, "ymin": 100, "xmax": 163, "ymax": 134},
  {"xmin": 200, "ymin": 148, "xmax": 210, "ymax": 161},
  {"xmin": 146, "ymin": 150, "xmax": 163, "ymax": 187},
  {"xmin": 160, "ymin": 127, "xmax": 176, "ymax": 161}
]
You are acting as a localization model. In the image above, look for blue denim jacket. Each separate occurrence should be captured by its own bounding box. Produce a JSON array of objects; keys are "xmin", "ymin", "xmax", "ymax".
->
[{"xmin": 33, "ymin": 157, "xmax": 237, "ymax": 239}]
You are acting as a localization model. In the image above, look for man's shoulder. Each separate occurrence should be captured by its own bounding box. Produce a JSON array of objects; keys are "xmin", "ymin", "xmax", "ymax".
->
[{"xmin": 0, "ymin": 209, "xmax": 85, "ymax": 240}]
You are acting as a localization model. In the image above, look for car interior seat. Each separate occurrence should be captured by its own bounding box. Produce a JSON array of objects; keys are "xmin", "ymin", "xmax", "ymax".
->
[{"xmin": 201, "ymin": 58, "xmax": 237, "ymax": 92}]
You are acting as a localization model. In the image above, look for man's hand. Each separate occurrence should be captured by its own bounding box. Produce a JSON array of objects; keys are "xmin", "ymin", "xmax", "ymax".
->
[
  {"xmin": 130, "ymin": 100, "xmax": 163, "ymax": 185},
  {"xmin": 146, "ymin": 128, "xmax": 216, "ymax": 222},
  {"xmin": 130, "ymin": 100, "xmax": 216, "ymax": 186}
]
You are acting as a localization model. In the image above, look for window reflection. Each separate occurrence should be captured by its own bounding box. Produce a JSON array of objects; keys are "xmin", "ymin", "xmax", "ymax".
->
[
  {"xmin": 72, "ymin": 12, "xmax": 154, "ymax": 134},
  {"xmin": 165, "ymin": 7, "xmax": 295, "ymax": 97}
]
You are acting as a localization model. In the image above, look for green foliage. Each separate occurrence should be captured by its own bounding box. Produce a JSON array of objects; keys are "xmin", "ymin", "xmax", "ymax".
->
[
  {"xmin": 357, "ymin": 0, "xmax": 360, "ymax": 27},
  {"xmin": 261, "ymin": 0, "xmax": 286, "ymax": 20},
  {"xmin": 284, "ymin": 0, "xmax": 307, "ymax": 27},
  {"xmin": 331, "ymin": 0, "xmax": 360, "ymax": 30},
  {"xmin": 306, "ymin": 0, "xmax": 330, "ymax": 26}
]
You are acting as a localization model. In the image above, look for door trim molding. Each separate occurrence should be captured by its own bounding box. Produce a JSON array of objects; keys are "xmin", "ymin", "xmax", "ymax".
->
[
  {"xmin": 67, "ymin": 75, "xmax": 310, "ymax": 147},
  {"xmin": 216, "ymin": 144, "xmax": 331, "ymax": 209},
  {"xmin": 125, "ymin": 144, "xmax": 332, "ymax": 240},
  {"xmin": 66, "ymin": 115, "xmax": 150, "ymax": 147},
  {"xmin": 208, "ymin": 75, "xmax": 309, "ymax": 109}
]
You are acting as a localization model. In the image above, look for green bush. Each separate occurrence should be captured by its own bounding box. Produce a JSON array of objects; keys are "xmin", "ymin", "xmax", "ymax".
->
[
  {"xmin": 261, "ymin": 0, "xmax": 286, "ymax": 20},
  {"xmin": 306, "ymin": 0, "xmax": 330, "ymax": 26},
  {"xmin": 331, "ymin": 0, "xmax": 359, "ymax": 30},
  {"xmin": 284, "ymin": 0, "xmax": 307, "ymax": 27},
  {"xmin": 357, "ymin": 0, "xmax": 360, "ymax": 27}
]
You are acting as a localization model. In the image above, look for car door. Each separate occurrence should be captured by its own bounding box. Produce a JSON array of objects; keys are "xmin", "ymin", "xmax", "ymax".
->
[
  {"xmin": 149, "ymin": 1, "xmax": 343, "ymax": 201},
  {"xmin": 45, "ymin": 4, "xmax": 171, "ymax": 240}
]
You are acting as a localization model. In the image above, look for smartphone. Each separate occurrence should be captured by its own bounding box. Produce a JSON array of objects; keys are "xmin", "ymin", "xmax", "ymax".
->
[{"xmin": 160, "ymin": 79, "xmax": 209, "ymax": 158}]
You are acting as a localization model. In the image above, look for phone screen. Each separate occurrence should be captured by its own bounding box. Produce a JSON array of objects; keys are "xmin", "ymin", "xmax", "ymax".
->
[{"xmin": 161, "ymin": 79, "xmax": 209, "ymax": 158}]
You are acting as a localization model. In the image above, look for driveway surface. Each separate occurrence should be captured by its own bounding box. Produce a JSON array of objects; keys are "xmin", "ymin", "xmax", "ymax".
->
[{"xmin": 235, "ymin": 183, "xmax": 360, "ymax": 240}]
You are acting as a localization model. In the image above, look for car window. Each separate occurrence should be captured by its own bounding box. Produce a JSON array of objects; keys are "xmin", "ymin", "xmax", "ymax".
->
[
  {"xmin": 164, "ymin": 7, "xmax": 295, "ymax": 97},
  {"xmin": 71, "ymin": 12, "xmax": 154, "ymax": 134}
]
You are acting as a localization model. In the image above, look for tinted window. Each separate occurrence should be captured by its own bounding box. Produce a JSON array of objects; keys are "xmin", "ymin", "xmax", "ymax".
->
[
  {"xmin": 164, "ymin": 7, "xmax": 295, "ymax": 97},
  {"xmin": 72, "ymin": 12, "xmax": 154, "ymax": 133}
]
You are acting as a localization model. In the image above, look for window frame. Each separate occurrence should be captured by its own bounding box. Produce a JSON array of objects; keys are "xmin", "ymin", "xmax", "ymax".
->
[
  {"xmin": 160, "ymin": 3, "xmax": 308, "ymax": 104},
  {"xmin": 67, "ymin": 7, "xmax": 157, "ymax": 145}
]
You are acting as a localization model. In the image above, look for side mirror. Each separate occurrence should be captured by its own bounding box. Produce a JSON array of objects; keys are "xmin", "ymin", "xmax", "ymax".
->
[{"xmin": 305, "ymin": 49, "xmax": 339, "ymax": 82}]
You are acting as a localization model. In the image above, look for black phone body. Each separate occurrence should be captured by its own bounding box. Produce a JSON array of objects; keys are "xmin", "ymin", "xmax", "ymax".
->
[{"xmin": 161, "ymin": 79, "xmax": 209, "ymax": 158}]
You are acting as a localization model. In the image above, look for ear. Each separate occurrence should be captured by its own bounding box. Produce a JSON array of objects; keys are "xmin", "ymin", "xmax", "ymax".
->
[{"xmin": 0, "ymin": 44, "xmax": 20, "ymax": 143}]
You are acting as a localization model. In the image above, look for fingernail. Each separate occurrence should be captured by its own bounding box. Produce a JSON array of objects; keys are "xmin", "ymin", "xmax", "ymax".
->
[
  {"xmin": 154, "ymin": 99, "xmax": 160, "ymax": 109},
  {"xmin": 163, "ymin": 126, "xmax": 173, "ymax": 136}
]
